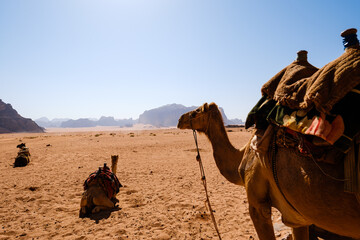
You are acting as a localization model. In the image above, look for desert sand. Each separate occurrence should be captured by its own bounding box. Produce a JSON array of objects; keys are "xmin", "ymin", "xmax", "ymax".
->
[{"xmin": 0, "ymin": 127, "xmax": 291, "ymax": 239}]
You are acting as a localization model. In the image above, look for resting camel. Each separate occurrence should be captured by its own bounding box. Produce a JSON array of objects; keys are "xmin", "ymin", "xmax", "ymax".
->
[
  {"xmin": 14, "ymin": 143, "xmax": 31, "ymax": 167},
  {"xmin": 177, "ymin": 102, "xmax": 360, "ymax": 240},
  {"xmin": 79, "ymin": 155, "xmax": 122, "ymax": 218}
]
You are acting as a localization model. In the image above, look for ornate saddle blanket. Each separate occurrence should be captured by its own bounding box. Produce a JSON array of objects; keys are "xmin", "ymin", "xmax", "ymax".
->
[
  {"xmin": 246, "ymin": 90, "xmax": 360, "ymax": 154},
  {"xmin": 84, "ymin": 165, "xmax": 122, "ymax": 199}
]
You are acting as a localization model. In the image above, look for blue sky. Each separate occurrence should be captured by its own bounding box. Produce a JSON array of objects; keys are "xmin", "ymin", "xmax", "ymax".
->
[{"xmin": 0, "ymin": 0, "xmax": 359, "ymax": 121}]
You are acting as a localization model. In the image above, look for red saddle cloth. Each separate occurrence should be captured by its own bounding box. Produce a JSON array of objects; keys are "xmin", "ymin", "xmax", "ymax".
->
[{"xmin": 84, "ymin": 166, "xmax": 122, "ymax": 199}]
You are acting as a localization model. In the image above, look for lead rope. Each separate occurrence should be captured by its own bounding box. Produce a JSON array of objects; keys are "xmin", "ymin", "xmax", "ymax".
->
[
  {"xmin": 192, "ymin": 129, "xmax": 222, "ymax": 240},
  {"xmin": 294, "ymin": 132, "xmax": 348, "ymax": 182}
]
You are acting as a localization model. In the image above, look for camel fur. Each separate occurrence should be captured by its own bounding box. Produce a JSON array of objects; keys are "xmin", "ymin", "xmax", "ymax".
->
[
  {"xmin": 177, "ymin": 102, "xmax": 360, "ymax": 240},
  {"xmin": 79, "ymin": 155, "xmax": 121, "ymax": 218}
]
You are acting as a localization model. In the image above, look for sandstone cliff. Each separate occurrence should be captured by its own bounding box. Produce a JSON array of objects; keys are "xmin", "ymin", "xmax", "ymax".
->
[{"xmin": 0, "ymin": 99, "xmax": 44, "ymax": 133}]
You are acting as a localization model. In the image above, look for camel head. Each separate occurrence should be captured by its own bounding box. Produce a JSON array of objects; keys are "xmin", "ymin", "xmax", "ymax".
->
[
  {"xmin": 111, "ymin": 155, "xmax": 119, "ymax": 174},
  {"xmin": 178, "ymin": 102, "xmax": 244, "ymax": 186},
  {"xmin": 177, "ymin": 102, "xmax": 222, "ymax": 133}
]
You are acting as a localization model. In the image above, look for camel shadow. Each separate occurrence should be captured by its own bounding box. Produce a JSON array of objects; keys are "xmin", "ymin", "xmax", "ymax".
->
[{"xmin": 85, "ymin": 206, "xmax": 121, "ymax": 224}]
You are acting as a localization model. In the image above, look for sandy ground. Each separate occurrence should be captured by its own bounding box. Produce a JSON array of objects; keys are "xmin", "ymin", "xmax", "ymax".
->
[{"xmin": 0, "ymin": 127, "xmax": 291, "ymax": 240}]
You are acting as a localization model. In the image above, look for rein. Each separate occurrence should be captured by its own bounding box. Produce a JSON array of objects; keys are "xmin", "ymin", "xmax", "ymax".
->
[{"xmin": 190, "ymin": 113, "xmax": 222, "ymax": 240}]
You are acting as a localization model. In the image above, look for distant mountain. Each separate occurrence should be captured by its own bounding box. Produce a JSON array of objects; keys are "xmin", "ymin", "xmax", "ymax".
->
[
  {"xmin": 96, "ymin": 116, "xmax": 136, "ymax": 127},
  {"xmin": 138, "ymin": 104, "xmax": 197, "ymax": 127},
  {"xmin": 35, "ymin": 117, "xmax": 71, "ymax": 128},
  {"xmin": 61, "ymin": 118, "xmax": 97, "ymax": 128},
  {"xmin": 35, "ymin": 116, "xmax": 136, "ymax": 128},
  {"xmin": 0, "ymin": 99, "xmax": 44, "ymax": 133},
  {"xmin": 226, "ymin": 118, "xmax": 244, "ymax": 125},
  {"xmin": 138, "ymin": 103, "xmax": 243, "ymax": 127},
  {"xmin": 60, "ymin": 117, "xmax": 136, "ymax": 128},
  {"xmin": 97, "ymin": 116, "xmax": 119, "ymax": 126}
]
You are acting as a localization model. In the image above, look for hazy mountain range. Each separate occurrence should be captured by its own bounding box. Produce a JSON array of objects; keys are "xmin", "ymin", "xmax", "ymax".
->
[{"xmin": 35, "ymin": 104, "xmax": 244, "ymax": 128}]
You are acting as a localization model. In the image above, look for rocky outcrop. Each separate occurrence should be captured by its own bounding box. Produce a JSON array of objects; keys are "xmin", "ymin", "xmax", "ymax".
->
[
  {"xmin": 138, "ymin": 104, "xmax": 196, "ymax": 127},
  {"xmin": 0, "ymin": 99, "xmax": 44, "ymax": 133},
  {"xmin": 138, "ymin": 103, "xmax": 243, "ymax": 127},
  {"xmin": 61, "ymin": 118, "xmax": 97, "ymax": 128}
]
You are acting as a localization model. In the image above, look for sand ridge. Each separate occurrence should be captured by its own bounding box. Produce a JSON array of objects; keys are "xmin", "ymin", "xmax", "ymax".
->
[{"xmin": 0, "ymin": 128, "xmax": 290, "ymax": 239}]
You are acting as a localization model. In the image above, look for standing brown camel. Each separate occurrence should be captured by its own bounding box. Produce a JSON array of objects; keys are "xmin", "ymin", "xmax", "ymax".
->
[{"xmin": 177, "ymin": 102, "xmax": 360, "ymax": 240}]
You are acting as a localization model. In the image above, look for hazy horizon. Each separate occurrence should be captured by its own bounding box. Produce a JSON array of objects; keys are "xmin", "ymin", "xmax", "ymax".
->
[
  {"xmin": 1, "ymin": 1, "xmax": 359, "ymax": 120},
  {"xmin": 31, "ymin": 103, "xmax": 199, "ymax": 121},
  {"xmin": 31, "ymin": 102, "xmax": 243, "ymax": 122}
]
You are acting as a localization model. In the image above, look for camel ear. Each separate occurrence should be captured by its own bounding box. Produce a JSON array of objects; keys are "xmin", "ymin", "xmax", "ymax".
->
[
  {"xmin": 202, "ymin": 103, "xmax": 209, "ymax": 112},
  {"xmin": 209, "ymin": 102, "xmax": 217, "ymax": 110}
]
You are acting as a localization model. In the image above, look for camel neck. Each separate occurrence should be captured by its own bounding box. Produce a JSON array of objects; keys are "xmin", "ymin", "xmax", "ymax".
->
[{"xmin": 205, "ymin": 110, "xmax": 243, "ymax": 185}]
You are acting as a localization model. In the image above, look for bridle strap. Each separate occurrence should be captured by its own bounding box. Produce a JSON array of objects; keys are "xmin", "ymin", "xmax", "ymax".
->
[{"xmin": 189, "ymin": 110, "xmax": 213, "ymax": 134}]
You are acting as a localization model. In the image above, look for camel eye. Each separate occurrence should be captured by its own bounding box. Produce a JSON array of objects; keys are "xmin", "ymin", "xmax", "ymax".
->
[{"xmin": 190, "ymin": 112, "xmax": 197, "ymax": 118}]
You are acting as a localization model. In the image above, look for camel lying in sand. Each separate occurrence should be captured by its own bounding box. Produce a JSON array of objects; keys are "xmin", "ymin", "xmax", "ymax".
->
[
  {"xmin": 14, "ymin": 143, "xmax": 30, "ymax": 167},
  {"xmin": 79, "ymin": 155, "xmax": 122, "ymax": 218},
  {"xmin": 178, "ymin": 103, "xmax": 360, "ymax": 240}
]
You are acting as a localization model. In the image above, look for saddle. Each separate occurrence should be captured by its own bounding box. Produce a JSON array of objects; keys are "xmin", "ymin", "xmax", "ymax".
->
[
  {"xmin": 84, "ymin": 164, "xmax": 122, "ymax": 199},
  {"xmin": 246, "ymin": 29, "xmax": 360, "ymax": 193}
]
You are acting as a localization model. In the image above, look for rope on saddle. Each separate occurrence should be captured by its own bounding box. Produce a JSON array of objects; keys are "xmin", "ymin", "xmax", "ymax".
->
[
  {"xmin": 271, "ymin": 129, "xmax": 347, "ymax": 215},
  {"xmin": 84, "ymin": 164, "xmax": 122, "ymax": 199},
  {"xmin": 276, "ymin": 128, "xmax": 347, "ymax": 182}
]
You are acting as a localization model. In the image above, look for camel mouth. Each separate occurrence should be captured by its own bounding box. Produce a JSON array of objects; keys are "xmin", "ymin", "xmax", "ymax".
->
[
  {"xmin": 177, "ymin": 115, "xmax": 187, "ymax": 129},
  {"xmin": 177, "ymin": 123, "xmax": 186, "ymax": 130},
  {"xmin": 177, "ymin": 118, "xmax": 190, "ymax": 130},
  {"xmin": 177, "ymin": 121, "xmax": 183, "ymax": 129}
]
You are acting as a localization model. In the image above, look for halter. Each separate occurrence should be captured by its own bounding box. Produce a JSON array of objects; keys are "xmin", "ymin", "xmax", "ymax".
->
[{"xmin": 189, "ymin": 109, "xmax": 213, "ymax": 135}]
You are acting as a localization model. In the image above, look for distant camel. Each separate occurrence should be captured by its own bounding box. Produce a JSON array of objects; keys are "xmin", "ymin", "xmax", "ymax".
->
[
  {"xmin": 14, "ymin": 143, "xmax": 30, "ymax": 167},
  {"xmin": 80, "ymin": 155, "xmax": 122, "ymax": 217},
  {"xmin": 178, "ymin": 102, "xmax": 360, "ymax": 240}
]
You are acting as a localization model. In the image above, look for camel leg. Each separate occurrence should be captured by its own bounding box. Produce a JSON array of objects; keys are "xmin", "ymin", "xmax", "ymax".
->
[
  {"xmin": 79, "ymin": 193, "xmax": 89, "ymax": 218},
  {"xmin": 249, "ymin": 203, "xmax": 276, "ymax": 240},
  {"xmin": 92, "ymin": 195, "xmax": 114, "ymax": 213},
  {"xmin": 292, "ymin": 226, "xmax": 309, "ymax": 240}
]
